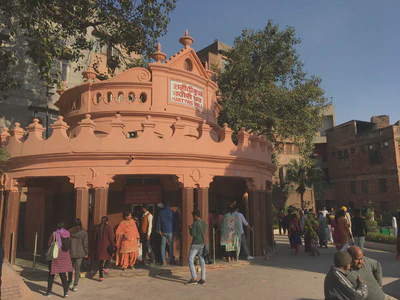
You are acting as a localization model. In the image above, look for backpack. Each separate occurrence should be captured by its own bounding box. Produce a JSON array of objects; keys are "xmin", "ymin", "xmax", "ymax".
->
[{"xmin": 61, "ymin": 236, "xmax": 70, "ymax": 252}]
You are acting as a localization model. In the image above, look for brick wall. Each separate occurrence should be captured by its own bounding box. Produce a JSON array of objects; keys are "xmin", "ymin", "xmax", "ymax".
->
[{"xmin": 327, "ymin": 120, "xmax": 400, "ymax": 213}]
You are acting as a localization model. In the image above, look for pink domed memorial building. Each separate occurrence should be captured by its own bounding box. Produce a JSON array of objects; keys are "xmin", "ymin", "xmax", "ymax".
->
[{"xmin": 0, "ymin": 31, "xmax": 276, "ymax": 266}]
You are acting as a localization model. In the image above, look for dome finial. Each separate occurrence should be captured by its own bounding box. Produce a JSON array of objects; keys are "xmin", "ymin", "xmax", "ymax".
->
[
  {"xmin": 151, "ymin": 41, "xmax": 167, "ymax": 63},
  {"xmin": 82, "ymin": 65, "xmax": 97, "ymax": 82},
  {"xmin": 179, "ymin": 29, "xmax": 194, "ymax": 48}
]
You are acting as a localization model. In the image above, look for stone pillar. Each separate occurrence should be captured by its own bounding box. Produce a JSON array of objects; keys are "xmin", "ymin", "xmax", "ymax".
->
[
  {"xmin": 259, "ymin": 190, "xmax": 268, "ymax": 255},
  {"xmin": 181, "ymin": 187, "xmax": 194, "ymax": 266},
  {"xmin": 2, "ymin": 191, "xmax": 21, "ymax": 264},
  {"xmin": 76, "ymin": 188, "xmax": 90, "ymax": 230},
  {"xmin": 0, "ymin": 190, "xmax": 4, "ymax": 236},
  {"xmin": 93, "ymin": 188, "xmax": 108, "ymax": 226},
  {"xmin": 248, "ymin": 190, "xmax": 262, "ymax": 257},
  {"xmin": 265, "ymin": 190, "xmax": 274, "ymax": 250},
  {"xmin": 197, "ymin": 188, "xmax": 209, "ymax": 244},
  {"xmin": 24, "ymin": 188, "xmax": 46, "ymax": 250}
]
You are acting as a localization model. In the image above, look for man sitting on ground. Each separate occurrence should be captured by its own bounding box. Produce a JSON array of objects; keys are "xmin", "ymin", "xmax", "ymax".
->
[
  {"xmin": 347, "ymin": 246, "xmax": 396, "ymax": 300},
  {"xmin": 324, "ymin": 251, "xmax": 368, "ymax": 300}
]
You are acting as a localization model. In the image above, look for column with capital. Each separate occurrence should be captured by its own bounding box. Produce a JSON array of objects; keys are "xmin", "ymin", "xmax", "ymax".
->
[
  {"xmin": 197, "ymin": 187, "xmax": 209, "ymax": 245},
  {"xmin": 181, "ymin": 187, "xmax": 194, "ymax": 266},
  {"xmin": 76, "ymin": 188, "xmax": 90, "ymax": 230},
  {"xmin": 93, "ymin": 188, "xmax": 108, "ymax": 226},
  {"xmin": 248, "ymin": 190, "xmax": 262, "ymax": 257},
  {"xmin": 2, "ymin": 190, "xmax": 21, "ymax": 264}
]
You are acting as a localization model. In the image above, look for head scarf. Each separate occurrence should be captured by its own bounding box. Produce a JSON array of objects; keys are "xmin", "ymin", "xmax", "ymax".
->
[
  {"xmin": 306, "ymin": 214, "xmax": 319, "ymax": 236},
  {"xmin": 56, "ymin": 228, "xmax": 70, "ymax": 247}
]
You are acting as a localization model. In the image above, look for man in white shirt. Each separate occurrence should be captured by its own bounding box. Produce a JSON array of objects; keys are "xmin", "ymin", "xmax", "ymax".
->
[
  {"xmin": 235, "ymin": 207, "xmax": 254, "ymax": 260},
  {"xmin": 140, "ymin": 205, "xmax": 156, "ymax": 264},
  {"xmin": 321, "ymin": 207, "xmax": 328, "ymax": 218}
]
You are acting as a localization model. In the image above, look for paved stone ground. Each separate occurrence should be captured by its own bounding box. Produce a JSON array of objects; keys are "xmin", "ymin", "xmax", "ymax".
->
[{"xmin": 22, "ymin": 235, "xmax": 400, "ymax": 300}]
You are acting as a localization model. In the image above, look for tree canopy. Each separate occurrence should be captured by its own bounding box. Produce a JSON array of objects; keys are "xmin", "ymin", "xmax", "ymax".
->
[
  {"xmin": 0, "ymin": 148, "xmax": 10, "ymax": 175},
  {"xmin": 285, "ymin": 158, "xmax": 324, "ymax": 209},
  {"xmin": 217, "ymin": 20, "xmax": 329, "ymax": 157},
  {"xmin": 0, "ymin": 0, "xmax": 176, "ymax": 98}
]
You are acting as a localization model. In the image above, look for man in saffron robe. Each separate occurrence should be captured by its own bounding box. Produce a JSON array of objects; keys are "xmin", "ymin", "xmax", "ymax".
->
[{"xmin": 116, "ymin": 211, "xmax": 140, "ymax": 270}]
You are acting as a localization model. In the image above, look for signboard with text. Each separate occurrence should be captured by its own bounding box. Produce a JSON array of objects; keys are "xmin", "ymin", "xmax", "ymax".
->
[
  {"xmin": 170, "ymin": 80, "xmax": 204, "ymax": 110},
  {"xmin": 125, "ymin": 185, "xmax": 162, "ymax": 204}
]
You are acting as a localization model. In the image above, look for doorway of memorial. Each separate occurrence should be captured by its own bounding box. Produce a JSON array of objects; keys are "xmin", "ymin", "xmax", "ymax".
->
[
  {"xmin": 107, "ymin": 175, "xmax": 182, "ymax": 265},
  {"xmin": 209, "ymin": 177, "xmax": 249, "ymax": 260},
  {"xmin": 15, "ymin": 177, "xmax": 74, "ymax": 269}
]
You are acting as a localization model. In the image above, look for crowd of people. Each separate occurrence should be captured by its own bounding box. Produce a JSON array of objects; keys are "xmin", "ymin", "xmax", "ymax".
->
[
  {"xmin": 43, "ymin": 202, "xmax": 257, "ymax": 297},
  {"xmin": 278, "ymin": 205, "xmax": 398, "ymax": 299},
  {"xmin": 38, "ymin": 200, "xmax": 400, "ymax": 298},
  {"xmin": 278, "ymin": 206, "xmax": 372, "ymax": 256}
]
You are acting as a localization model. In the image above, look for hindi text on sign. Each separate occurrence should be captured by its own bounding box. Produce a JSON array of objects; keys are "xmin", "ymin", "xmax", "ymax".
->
[
  {"xmin": 125, "ymin": 185, "xmax": 162, "ymax": 204},
  {"xmin": 170, "ymin": 80, "xmax": 204, "ymax": 110}
]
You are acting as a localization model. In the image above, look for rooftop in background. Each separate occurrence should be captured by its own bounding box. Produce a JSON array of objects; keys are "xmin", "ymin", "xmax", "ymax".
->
[
  {"xmin": 326, "ymin": 115, "xmax": 393, "ymax": 135},
  {"xmin": 196, "ymin": 40, "xmax": 232, "ymax": 71}
]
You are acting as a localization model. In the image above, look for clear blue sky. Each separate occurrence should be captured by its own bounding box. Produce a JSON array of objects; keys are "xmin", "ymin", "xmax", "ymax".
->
[{"xmin": 159, "ymin": 0, "xmax": 400, "ymax": 126}]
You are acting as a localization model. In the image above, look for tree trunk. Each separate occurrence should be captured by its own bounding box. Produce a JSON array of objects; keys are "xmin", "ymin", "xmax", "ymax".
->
[{"xmin": 300, "ymin": 192, "xmax": 304, "ymax": 210}]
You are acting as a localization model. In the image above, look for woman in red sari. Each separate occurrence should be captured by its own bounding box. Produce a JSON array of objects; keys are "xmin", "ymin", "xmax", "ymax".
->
[{"xmin": 116, "ymin": 211, "xmax": 140, "ymax": 270}]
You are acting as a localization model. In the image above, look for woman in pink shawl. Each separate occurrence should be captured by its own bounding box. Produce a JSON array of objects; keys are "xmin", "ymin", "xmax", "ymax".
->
[{"xmin": 46, "ymin": 221, "xmax": 73, "ymax": 297}]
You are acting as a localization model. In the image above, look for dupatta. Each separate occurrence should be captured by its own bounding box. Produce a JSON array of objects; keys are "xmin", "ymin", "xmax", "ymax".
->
[{"xmin": 220, "ymin": 213, "xmax": 241, "ymax": 258}]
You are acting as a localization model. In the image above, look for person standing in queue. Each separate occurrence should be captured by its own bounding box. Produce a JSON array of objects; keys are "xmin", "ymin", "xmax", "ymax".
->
[
  {"xmin": 68, "ymin": 218, "xmax": 88, "ymax": 292},
  {"xmin": 186, "ymin": 210, "xmax": 207, "ymax": 286},
  {"xmin": 158, "ymin": 201, "xmax": 176, "ymax": 266},
  {"xmin": 45, "ymin": 221, "xmax": 73, "ymax": 298},
  {"xmin": 94, "ymin": 216, "xmax": 115, "ymax": 282},
  {"xmin": 116, "ymin": 211, "xmax": 140, "ymax": 271},
  {"xmin": 140, "ymin": 205, "xmax": 156, "ymax": 265}
]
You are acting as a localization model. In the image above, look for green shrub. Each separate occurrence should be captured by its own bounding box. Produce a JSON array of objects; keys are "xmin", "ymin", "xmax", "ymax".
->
[
  {"xmin": 364, "ymin": 212, "xmax": 374, "ymax": 221},
  {"xmin": 366, "ymin": 232, "xmax": 397, "ymax": 245},
  {"xmin": 365, "ymin": 220, "xmax": 378, "ymax": 233}
]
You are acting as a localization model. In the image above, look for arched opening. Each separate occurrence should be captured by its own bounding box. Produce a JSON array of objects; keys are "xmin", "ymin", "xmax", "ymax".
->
[
  {"xmin": 107, "ymin": 92, "xmax": 113, "ymax": 103},
  {"xmin": 117, "ymin": 92, "xmax": 124, "ymax": 103},
  {"xmin": 184, "ymin": 59, "xmax": 193, "ymax": 71},
  {"xmin": 139, "ymin": 93, "xmax": 147, "ymax": 103},
  {"xmin": 128, "ymin": 92, "xmax": 135, "ymax": 103},
  {"xmin": 96, "ymin": 93, "xmax": 102, "ymax": 104}
]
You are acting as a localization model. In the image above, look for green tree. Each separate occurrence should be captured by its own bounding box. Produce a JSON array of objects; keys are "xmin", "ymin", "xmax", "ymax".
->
[
  {"xmin": 0, "ymin": 148, "xmax": 10, "ymax": 175},
  {"xmin": 285, "ymin": 158, "xmax": 324, "ymax": 209},
  {"xmin": 0, "ymin": 0, "xmax": 176, "ymax": 98},
  {"xmin": 217, "ymin": 20, "xmax": 329, "ymax": 157}
]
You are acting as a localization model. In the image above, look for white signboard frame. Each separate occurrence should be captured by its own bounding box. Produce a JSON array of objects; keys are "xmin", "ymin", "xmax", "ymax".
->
[{"xmin": 170, "ymin": 80, "xmax": 204, "ymax": 111}]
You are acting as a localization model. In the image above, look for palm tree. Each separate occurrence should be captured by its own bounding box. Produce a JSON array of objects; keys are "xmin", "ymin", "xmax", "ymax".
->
[{"xmin": 284, "ymin": 158, "xmax": 324, "ymax": 209}]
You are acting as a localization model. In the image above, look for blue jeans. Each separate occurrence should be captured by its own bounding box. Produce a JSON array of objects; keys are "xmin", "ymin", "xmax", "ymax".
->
[
  {"xmin": 161, "ymin": 232, "xmax": 174, "ymax": 263},
  {"xmin": 188, "ymin": 244, "xmax": 206, "ymax": 281}
]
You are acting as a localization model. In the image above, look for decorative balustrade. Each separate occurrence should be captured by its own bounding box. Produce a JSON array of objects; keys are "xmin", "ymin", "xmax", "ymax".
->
[{"xmin": 1, "ymin": 114, "xmax": 273, "ymax": 164}]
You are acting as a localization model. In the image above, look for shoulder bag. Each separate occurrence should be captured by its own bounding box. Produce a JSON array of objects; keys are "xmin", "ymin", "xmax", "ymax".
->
[
  {"xmin": 46, "ymin": 232, "xmax": 59, "ymax": 261},
  {"xmin": 199, "ymin": 222, "xmax": 211, "ymax": 264}
]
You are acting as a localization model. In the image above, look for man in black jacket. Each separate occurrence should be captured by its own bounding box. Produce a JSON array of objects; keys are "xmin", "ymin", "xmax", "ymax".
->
[
  {"xmin": 352, "ymin": 209, "xmax": 368, "ymax": 252},
  {"xmin": 324, "ymin": 251, "xmax": 368, "ymax": 300}
]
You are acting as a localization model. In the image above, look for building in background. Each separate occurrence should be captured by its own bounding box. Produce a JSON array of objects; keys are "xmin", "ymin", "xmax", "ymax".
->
[
  {"xmin": 196, "ymin": 39, "xmax": 231, "ymax": 71},
  {"xmin": 327, "ymin": 115, "xmax": 400, "ymax": 214},
  {"xmin": 0, "ymin": 28, "xmax": 140, "ymax": 135},
  {"xmin": 272, "ymin": 105, "xmax": 336, "ymax": 210}
]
